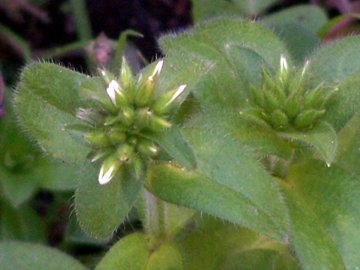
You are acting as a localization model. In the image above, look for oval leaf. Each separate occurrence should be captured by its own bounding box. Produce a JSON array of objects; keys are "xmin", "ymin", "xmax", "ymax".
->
[
  {"xmin": 96, "ymin": 233, "xmax": 149, "ymax": 270},
  {"xmin": 0, "ymin": 241, "xmax": 87, "ymax": 270}
]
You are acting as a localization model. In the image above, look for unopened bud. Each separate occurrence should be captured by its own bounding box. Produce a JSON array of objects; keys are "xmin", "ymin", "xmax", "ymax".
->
[
  {"xmin": 285, "ymin": 94, "xmax": 303, "ymax": 120},
  {"xmin": 84, "ymin": 132, "xmax": 112, "ymax": 148},
  {"xmin": 294, "ymin": 109, "xmax": 325, "ymax": 129},
  {"xmin": 303, "ymin": 84, "xmax": 325, "ymax": 109},
  {"xmin": 108, "ymin": 128, "xmax": 127, "ymax": 144},
  {"xmin": 270, "ymin": 109, "xmax": 289, "ymax": 130},
  {"xmin": 153, "ymin": 84, "xmax": 187, "ymax": 115},
  {"xmin": 134, "ymin": 108, "xmax": 152, "ymax": 130},
  {"xmin": 98, "ymin": 156, "xmax": 120, "ymax": 185},
  {"xmin": 148, "ymin": 115, "xmax": 172, "ymax": 132},
  {"xmin": 116, "ymin": 144, "xmax": 134, "ymax": 163},
  {"xmin": 134, "ymin": 60, "xmax": 163, "ymax": 107},
  {"xmin": 120, "ymin": 57, "xmax": 134, "ymax": 90},
  {"xmin": 137, "ymin": 139, "xmax": 159, "ymax": 157},
  {"xmin": 120, "ymin": 106, "xmax": 135, "ymax": 126}
]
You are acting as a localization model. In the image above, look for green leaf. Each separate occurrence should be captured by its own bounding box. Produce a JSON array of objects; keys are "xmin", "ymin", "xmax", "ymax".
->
[
  {"xmin": 146, "ymin": 126, "xmax": 196, "ymax": 170},
  {"xmin": 75, "ymin": 163, "xmax": 142, "ymax": 239},
  {"xmin": 37, "ymin": 161, "xmax": 83, "ymax": 191},
  {"xmin": 0, "ymin": 168, "xmax": 39, "ymax": 207},
  {"xmin": 279, "ymin": 182, "xmax": 346, "ymax": 270},
  {"xmin": 264, "ymin": 4, "xmax": 328, "ymax": 34},
  {"xmin": 95, "ymin": 233, "xmax": 149, "ymax": 270},
  {"xmin": 146, "ymin": 163, "xmax": 285, "ymax": 240},
  {"xmin": 221, "ymin": 249, "xmax": 301, "ymax": 270},
  {"xmin": 177, "ymin": 216, "xmax": 289, "ymax": 270},
  {"xmin": 182, "ymin": 127, "xmax": 289, "ymax": 234},
  {"xmin": 160, "ymin": 18, "xmax": 290, "ymax": 110},
  {"xmin": 146, "ymin": 243, "xmax": 183, "ymax": 270},
  {"xmin": 0, "ymin": 241, "xmax": 88, "ymax": 270},
  {"xmin": 324, "ymin": 70, "xmax": 360, "ymax": 130},
  {"xmin": 14, "ymin": 63, "xmax": 91, "ymax": 163},
  {"xmin": 191, "ymin": 0, "xmax": 241, "ymax": 22},
  {"xmin": 233, "ymin": 0, "xmax": 277, "ymax": 16},
  {"xmin": 336, "ymin": 112, "xmax": 360, "ymax": 177},
  {"xmin": 279, "ymin": 121, "xmax": 337, "ymax": 166},
  {"xmin": 0, "ymin": 201, "xmax": 45, "ymax": 242},
  {"xmin": 288, "ymin": 161, "xmax": 360, "ymax": 269},
  {"xmin": 308, "ymin": 35, "xmax": 360, "ymax": 85},
  {"xmin": 186, "ymin": 109, "xmax": 293, "ymax": 160},
  {"xmin": 266, "ymin": 23, "xmax": 319, "ymax": 64}
]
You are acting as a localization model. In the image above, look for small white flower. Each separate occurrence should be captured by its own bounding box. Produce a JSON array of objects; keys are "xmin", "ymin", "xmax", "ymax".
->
[
  {"xmin": 106, "ymin": 80, "xmax": 121, "ymax": 105},
  {"xmin": 98, "ymin": 164, "xmax": 116, "ymax": 185}
]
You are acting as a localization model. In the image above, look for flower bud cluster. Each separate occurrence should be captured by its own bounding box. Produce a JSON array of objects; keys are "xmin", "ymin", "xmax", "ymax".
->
[
  {"xmin": 77, "ymin": 58, "xmax": 186, "ymax": 185},
  {"xmin": 245, "ymin": 56, "xmax": 333, "ymax": 131}
]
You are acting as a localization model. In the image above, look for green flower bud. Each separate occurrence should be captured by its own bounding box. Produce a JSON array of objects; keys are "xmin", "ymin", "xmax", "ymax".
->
[
  {"xmin": 104, "ymin": 115, "xmax": 121, "ymax": 126},
  {"xmin": 135, "ymin": 60, "xmax": 163, "ymax": 107},
  {"xmin": 127, "ymin": 136, "xmax": 138, "ymax": 145},
  {"xmin": 98, "ymin": 155, "xmax": 121, "ymax": 185},
  {"xmin": 134, "ymin": 108, "xmax": 152, "ymax": 130},
  {"xmin": 148, "ymin": 115, "xmax": 172, "ymax": 132},
  {"xmin": 134, "ymin": 78, "xmax": 155, "ymax": 107},
  {"xmin": 263, "ymin": 91, "xmax": 281, "ymax": 113},
  {"xmin": 106, "ymin": 80, "xmax": 129, "ymax": 108},
  {"xmin": 84, "ymin": 131, "xmax": 112, "ymax": 148},
  {"xmin": 303, "ymin": 84, "xmax": 325, "ymax": 109},
  {"xmin": 239, "ymin": 108, "xmax": 270, "ymax": 128},
  {"xmin": 137, "ymin": 139, "xmax": 159, "ymax": 157},
  {"xmin": 262, "ymin": 68, "xmax": 286, "ymax": 105},
  {"xmin": 120, "ymin": 106, "xmax": 135, "ymax": 126},
  {"xmin": 284, "ymin": 94, "xmax": 303, "ymax": 120},
  {"xmin": 152, "ymin": 84, "xmax": 187, "ymax": 115},
  {"xmin": 120, "ymin": 57, "xmax": 134, "ymax": 90},
  {"xmin": 249, "ymin": 85, "xmax": 265, "ymax": 108},
  {"xmin": 108, "ymin": 128, "xmax": 127, "ymax": 144},
  {"xmin": 294, "ymin": 109, "xmax": 325, "ymax": 129},
  {"xmin": 270, "ymin": 109, "xmax": 289, "ymax": 130},
  {"xmin": 116, "ymin": 144, "xmax": 134, "ymax": 163}
]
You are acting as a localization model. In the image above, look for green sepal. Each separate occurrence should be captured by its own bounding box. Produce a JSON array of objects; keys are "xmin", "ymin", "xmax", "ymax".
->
[
  {"xmin": 119, "ymin": 106, "xmax": 135, "ymax": 126},
  {"xmin": 270, "ymin": 109, "xmax": 289, "ymax": 130},
  {"xmin": 303, "ymin": 84, "xmax": 326, "ymax": 109},
  {"xmin": 119, "ymin": 57, "xmax": 135, "ymax": 92},
  {"xmin": 137, "ymin": 139, "xmax": 159, "ymax": 157},
  {"xmin": 294, "ymin": 109, "xmax": 325, "ymax": 129},
  {"xmin": 284, "ymin": 94, "xmax": 303, "ymax": 120}
]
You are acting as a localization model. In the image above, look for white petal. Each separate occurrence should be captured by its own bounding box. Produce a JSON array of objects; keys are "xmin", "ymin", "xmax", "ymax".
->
[
  {"xmin": 98, "ymin": 165, "xmax": 115, "ymax": 185},
  {"xmin": 280, "ymin": 55, "xmax": 288, "ymax": 73},
  {"xmin": 106, "ymin": 80, "xmax": 120, "ymax": 105},
  {"xmin": 301, "ymin": 60, "xmax": 310, "ymax": 78},
  {"xmin": 150, "ymin": 60, "xmax": 164, "ymax": 79},
  {"xmin": 166, "ymin": 84, "xmax": 187, "ymax": 107}
]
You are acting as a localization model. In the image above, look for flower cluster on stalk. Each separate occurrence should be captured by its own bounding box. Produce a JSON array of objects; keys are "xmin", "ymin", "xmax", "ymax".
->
[
  {"xmin": 244, "ymin": 55, "xmax": 334, "ymax": 131},
  {"xmin": 76, "ymin": 59, "xmax": 186, "ymax": 185}
]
